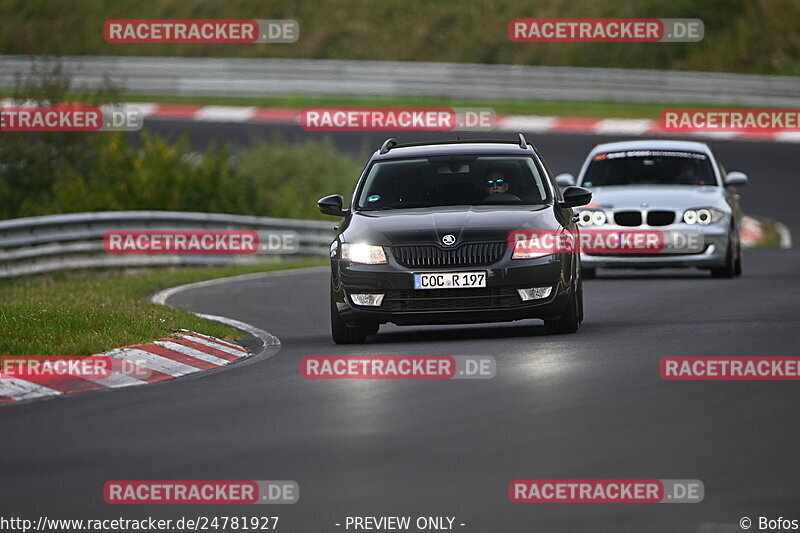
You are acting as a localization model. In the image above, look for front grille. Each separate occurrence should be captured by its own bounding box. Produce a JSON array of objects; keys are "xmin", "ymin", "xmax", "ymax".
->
[
  {"xmin": 646, "ymin": 210, "xmax": 675, "ymax": 226},
  {"xmin": 381, "ymin": 288, "xmax": 522, "ymax": 311},
  {"xmin": 614, "ymin": 211, "xmax": 643, "ymax": 226},
  {"xmin": 392, "ymin": 242, "xmax": 507, "ymax": 268}
]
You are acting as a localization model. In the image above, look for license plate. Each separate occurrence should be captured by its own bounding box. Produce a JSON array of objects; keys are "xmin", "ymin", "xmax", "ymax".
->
[{"xmin": 414, "ymin": 271, "xmax": 487, "ymax": 289}]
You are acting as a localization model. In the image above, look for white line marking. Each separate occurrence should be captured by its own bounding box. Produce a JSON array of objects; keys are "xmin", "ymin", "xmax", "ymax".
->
[
  {"xmin": 107, "ymin": 347, "xmax": 200, "ymax": 377},
  {"xmin": 195, "ymin": 313, "xmax": 281, "ymax": 349},
  {"xmin": 87, "ymin": 372, "xmax": 146, "ymax": 388},
  {"xmin": 150, "ymin": 268, "xmax": 324, "ymax": 305},
  {"xmin": 178, "ymin": 333, "xmax": 248, "ymax": 356},
  {"xmin": 194, "ymin": 106, "xmax": 256, "ymax": 122},
  {"xmin": 107, "ymin": 102, "xmax": 158, "ymax": 117},
  {"xmin": 774, "ymin": 132, "xmax": 800, "ymax": 143},
  {"xmin": 776, "ymin": 222, "xmax": 793, "ymax": 249},
  {"xmin": 153, "ymin": 341, "xmax": 231, "ymax": 366},
  {"xmin": 496, "ymin": 115, "xmax": 556, "ymax": 132},
  {"xmin": 594, "ymin": 119, "xmax": 654, "ymax": 135},
  {"xmin": 179, "ymin": 329, "xmax": 248, "ymax": 352},
  {"xmin": 0, "ymin": 378, "xmax": 63, "ymax": 400}
]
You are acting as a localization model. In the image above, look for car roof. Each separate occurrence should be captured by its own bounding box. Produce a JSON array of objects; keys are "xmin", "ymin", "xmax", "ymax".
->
[
  {"xmin": 371, "ymin": 141, "xmax": 534, "ymax": 161},
  {"xmin": 589, "ymin": 139, "xmax": 712, "ymax": 156}
]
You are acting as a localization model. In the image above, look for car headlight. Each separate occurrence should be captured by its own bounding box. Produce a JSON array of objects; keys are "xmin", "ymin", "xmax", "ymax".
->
[
  {"xmin": 577, "ymin": 209, "xmax": 607, "ymax": 227},
  {"xmin": 341, "ymin": 243, "xmax": 388, "ymax": 264},
  {"xmin": 683, "ymin": 208, "xmax": 725, "ymax": 225},
  {"xmin": 512, "ymin": 239, "xmax": 553, "ymax": 259},
  {"xmin": 512, "ymin": 232, "xmax": 573, "ymax": 259}
]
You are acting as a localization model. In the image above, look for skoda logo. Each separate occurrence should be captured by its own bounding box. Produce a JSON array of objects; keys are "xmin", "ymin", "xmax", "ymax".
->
[{"xmin": 442, "ymin": 234, "xmax": 456, "ymax": 246}]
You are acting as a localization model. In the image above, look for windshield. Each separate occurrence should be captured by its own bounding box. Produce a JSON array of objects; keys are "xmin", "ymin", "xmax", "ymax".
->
[
  {"xmin": 582, "ymin": 150, "xmax": 717, "ymax": 187},
  {"xmin": 355, "ymin": 155, "xmax": 551, "ymax": 210}
]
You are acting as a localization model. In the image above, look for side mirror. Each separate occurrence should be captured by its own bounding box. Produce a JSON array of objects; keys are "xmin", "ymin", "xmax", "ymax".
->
[
  {"xmin": 318, "ymin": 194, "xmax": 348, "ymax": 217},
  {"xmin": 560, "ymin": 186, "xmax": 592, "ymax": 208},
  {"xmin": 725, "ymin": 171, "xmax": 748, "ymax": 186},
  {"xmin": 555, "ymin": 173, "xmax": 576, "ymax": 187}
]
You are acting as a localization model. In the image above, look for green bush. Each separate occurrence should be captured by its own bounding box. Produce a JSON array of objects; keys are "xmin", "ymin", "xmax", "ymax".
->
[{"xmin": 0, "ymin": 132, "xmax": 362, "ymax": 220}]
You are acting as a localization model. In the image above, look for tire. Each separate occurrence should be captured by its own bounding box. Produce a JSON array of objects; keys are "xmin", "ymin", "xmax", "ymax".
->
[
  {"xmin": 734, "ymin": 241, "xmax": 743, "ymax": 277},
  {"xmin": 710, "ymin": 241, "xmax": 736, "ymax": 279},
  {"xmin": 577, "ymin": 258, "xmax": 585, "ymax": 324},
  {"xmin": 582, "ymin": 267, "xmax": 596, "ymax": 280},
  {"xmin": 545, "ymin": 284, "xmax": 580, "ymax": 335},
  {"xmin": 330, "ymin": 286, "xmax": 367, "ymax": 344}
]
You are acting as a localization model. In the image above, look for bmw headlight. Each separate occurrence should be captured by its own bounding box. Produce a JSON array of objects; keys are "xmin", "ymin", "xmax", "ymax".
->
[
  {"xmin": 683, "ymin": 208, "xmax": 725, "ymax": 225},
  {"xmin": 341, "ymin": 243, "xmax": 388, "ymax": 264},
  {"xmin": 577, "ymin": 210, "xmax": 607, "ymax": 227}
]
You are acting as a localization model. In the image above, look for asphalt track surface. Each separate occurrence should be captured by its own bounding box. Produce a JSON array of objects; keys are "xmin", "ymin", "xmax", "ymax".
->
[{"xmin": 2, "ymin": 122, "xmax": 800, "ymax": 532}]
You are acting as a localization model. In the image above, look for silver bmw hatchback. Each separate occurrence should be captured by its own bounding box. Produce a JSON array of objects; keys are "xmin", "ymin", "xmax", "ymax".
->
[{"xmin": 557, "ymin": 140, "xmax": 747, "ymax": 278}]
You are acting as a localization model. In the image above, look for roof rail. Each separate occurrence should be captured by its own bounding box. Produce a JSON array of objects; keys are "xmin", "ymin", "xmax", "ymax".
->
[
  {"xmin": 377, "ymin": 136, "xmax": 533, "ymax": 153},
  {"xmin": 379, "ymin": 138, "xmax": 398, "ymax": 155}
]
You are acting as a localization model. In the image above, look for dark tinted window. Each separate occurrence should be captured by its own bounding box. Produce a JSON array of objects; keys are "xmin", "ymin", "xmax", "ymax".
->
[
  {"xmin": 356, "ymin": 156, "xmax": 550, "ymax": 210},
  {"xmin": 582, "ymin": 150, "xmax": 716, "ymax": 187}
]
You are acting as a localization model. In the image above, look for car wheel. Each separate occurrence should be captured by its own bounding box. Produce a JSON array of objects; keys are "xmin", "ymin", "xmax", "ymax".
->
[
  {"xmin": 734, "ymin": 243, "xmax": 743, "ymax": 277},
  {"xmin": 582, "ymin": 267, "xmax": 596, "ymax": 280},
  {"xmin": 330, "ymin": 285, "xmax": 367, "ymax": 344},
  {"xmin": 545, "ymin": 283, "xmax": 580, "ymax": 335},
  {"xmin": 577, "ymin": 276, "xmax": 585, "ymax": 324},
  {"xmin": 711, "ymin": 241, "xmax": 736, "ymax": 279}
]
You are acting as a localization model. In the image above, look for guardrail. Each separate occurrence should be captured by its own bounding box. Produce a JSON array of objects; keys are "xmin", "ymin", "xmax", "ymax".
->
[
  {"xmin": 1, "ymin": 55, "xmax": 799, "ymax": 106},
  {"xmin": 0, "ymin": 211, "xmax": 335, "ymax": 278}
]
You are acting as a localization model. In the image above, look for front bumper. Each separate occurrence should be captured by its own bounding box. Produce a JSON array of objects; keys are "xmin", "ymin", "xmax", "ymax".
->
[
  {"xmin": 332, "ymin": 252, "xmax": 574, "ymax": 327},
  {"xmin": 580, "ymin": 224, "xmax": 730, "ymax": 269}
]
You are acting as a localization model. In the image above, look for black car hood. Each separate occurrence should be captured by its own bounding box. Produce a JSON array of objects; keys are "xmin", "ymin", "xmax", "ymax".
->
[{"xmin": 342, "ymin": 205, "xmax": 558, "ymax": 246}]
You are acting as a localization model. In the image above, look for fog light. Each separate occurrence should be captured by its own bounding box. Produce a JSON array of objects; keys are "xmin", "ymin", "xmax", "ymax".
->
[
  {"xmin": 349, "ymin": 293, "xmax": 385, "ymax": 306},
  {"xmin": 517, "ymin": 287, "xmax": 553, "ymax": 301}
]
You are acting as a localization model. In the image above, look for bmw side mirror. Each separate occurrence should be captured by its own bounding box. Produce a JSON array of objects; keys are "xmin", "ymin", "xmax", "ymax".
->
[
  {"xmin": 560, "ymin": 186, "xmax": 592, "ymax": 208},
  {"xmin": 725, "ymin": 171, "xmax": 748, "ymax": 186},
  {"xmin": 555, "ymin": 173, "xmax": 576, "ymax": 187},
  {"xmin": 318, "ymin": 194, "xmax": 349, "ymax": 217}
]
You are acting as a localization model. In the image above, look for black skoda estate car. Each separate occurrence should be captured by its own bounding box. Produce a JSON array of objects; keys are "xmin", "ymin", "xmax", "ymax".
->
[{"xmin": 318, "ymin": 135, "xmax": 593, "ymax": 344}]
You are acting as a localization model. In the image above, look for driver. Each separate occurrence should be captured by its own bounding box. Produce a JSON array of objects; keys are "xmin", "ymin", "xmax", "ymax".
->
[
  {"xmin": 483, "ymin": 168, "xmax": 520, "ymax": 202},
  {"xmin": 675, "ymin": 161, "xmax": 704, "ymax": 185}
]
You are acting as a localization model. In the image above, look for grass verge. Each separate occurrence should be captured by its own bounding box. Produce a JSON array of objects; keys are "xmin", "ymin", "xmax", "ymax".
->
[
  {"xmin": 2, "ymin": 0, "xmax": 798, "ymax": 75},
  {"xmin": 0, "ymin": 259, "xmax": 326, "ymax": 356}
]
